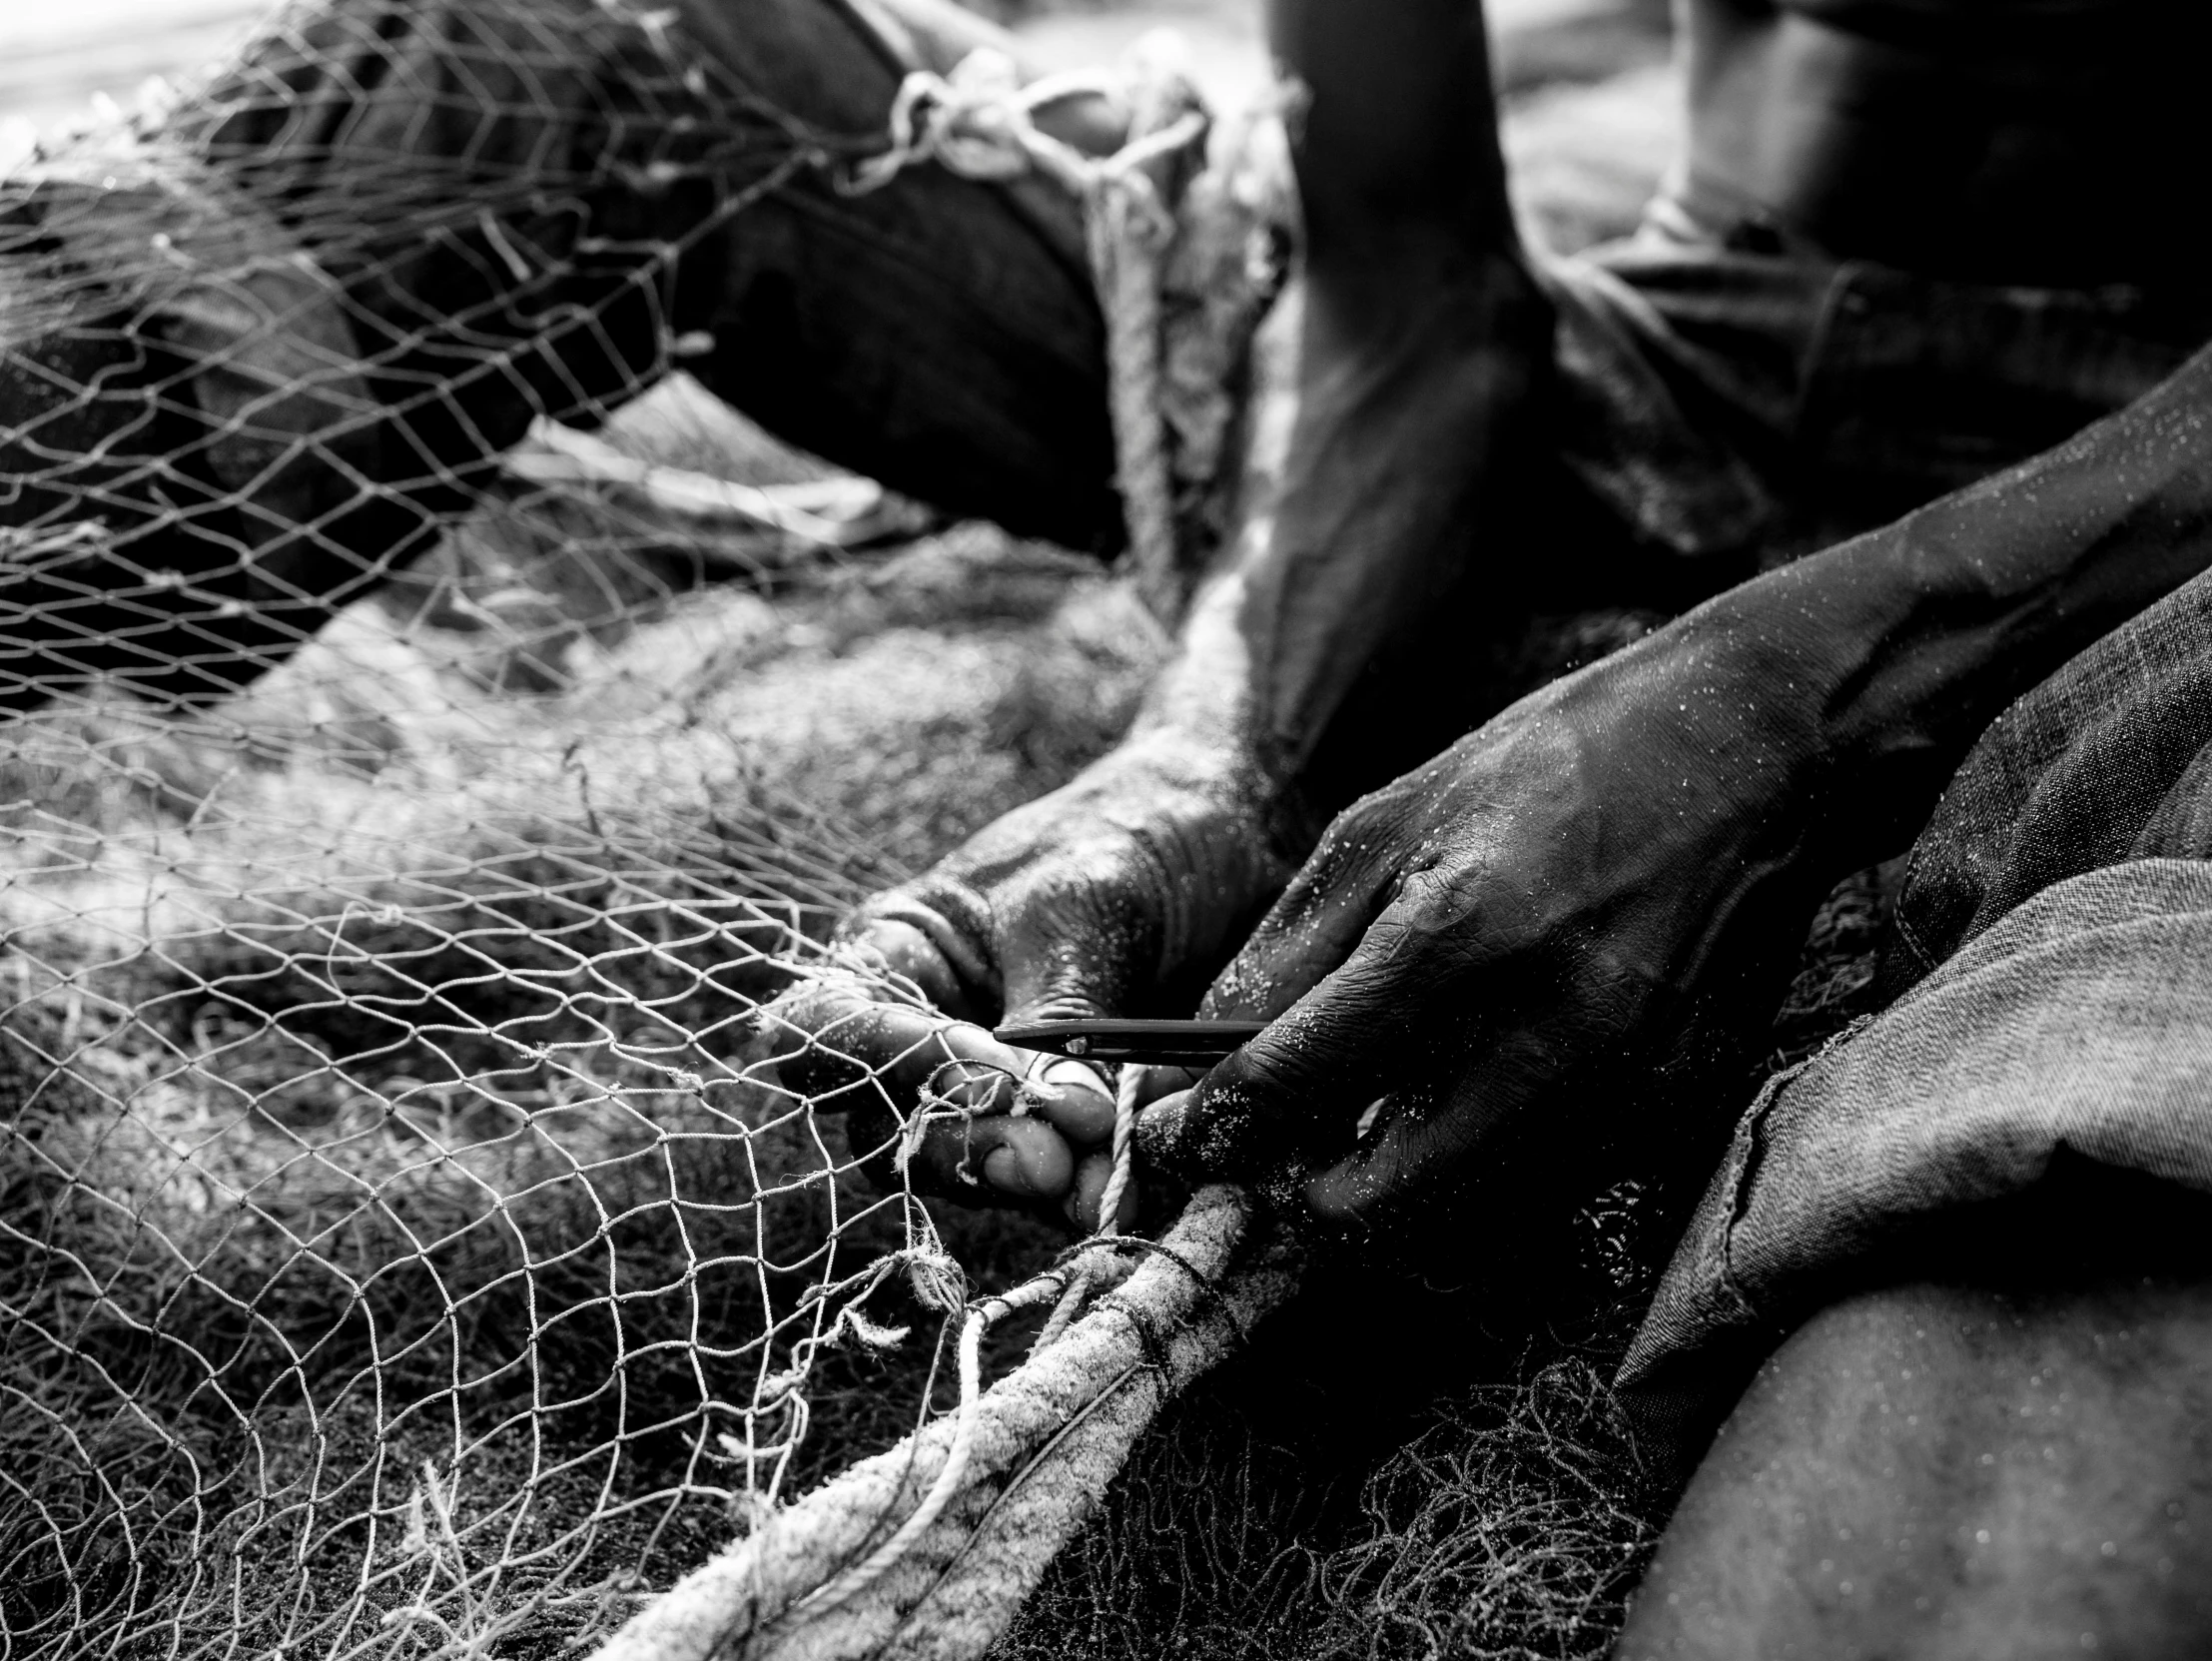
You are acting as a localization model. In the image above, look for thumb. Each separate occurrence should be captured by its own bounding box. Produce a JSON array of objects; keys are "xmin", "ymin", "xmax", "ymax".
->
[
  {"xmin": 992, "ymin": 879, "xmax": 1163, "ymax": 1030},
  {"xmin": 840, "ymin": 877, "xmax": 1002, "ymax": 1023}
]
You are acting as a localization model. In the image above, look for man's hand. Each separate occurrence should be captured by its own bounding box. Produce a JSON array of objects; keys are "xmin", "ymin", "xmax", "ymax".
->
[
  {"xmin": 1135, "ymin": 627, "xmax": 1833, "ymax": 1225},
  {"xmin": 1138, "ymin": 332, "xmax": 2212, "ymax": 1228},
  {"xmin": 769, "ymin": 734, "xmax": 1291, "ymax": 1229}
]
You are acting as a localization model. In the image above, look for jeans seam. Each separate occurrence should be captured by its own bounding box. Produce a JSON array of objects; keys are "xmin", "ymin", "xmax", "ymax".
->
[
  {"xmin": 1713, "ymin": 1059, "xmax": 1813, "ymax": 1316},
  {"xmin": 1785, "ymin": 259, "xmax": 1866, "ymax": 452}
]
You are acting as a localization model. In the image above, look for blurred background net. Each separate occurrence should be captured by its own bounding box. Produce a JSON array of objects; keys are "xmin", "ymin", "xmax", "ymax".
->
[
  {"xmin": 1, "ymin": 0, "xmax": 1723, "ymax": 1655},
  {"xmin": 0, "ymin": 2, "xmax": 1177, "ymax": 1649}
]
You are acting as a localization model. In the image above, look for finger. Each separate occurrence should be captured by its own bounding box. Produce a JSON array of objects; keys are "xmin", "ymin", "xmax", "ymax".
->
[
  {"xmin": 916, "ymin": 1112, "xmax": 1079, "ymax": 1205},
  {"xmin": 1301, "ymin": 1039, "xmax": 1550, "ymax": 1224},
  {"xmin": 1148, "ymin": 892, "xmax": 1492, "ymax": 1181},
  {"xmin": 1133, "ymin": 1085, "xmax": 1196, "ymax": 1170},
  {"xmin": 1030, "ymin": 1055, "xmax": 1118, "ymax": 1148},
  {"xmin": 1302, "ymin": 1108, "xmax": 1453, "ymax": 1224},
  {"xmin": 1196, "ymin": 807, "xmax": 1403, "ymax": 1022},
  {"xmin": 1126, "ymin": 812, "xmax": 1407, "ymax": 1171},
  {"xmin": 842, "ymin": 1099, "xmax": 1079, "ymax": 1206},
  {"xmin": 771, "ymin": 988, "xmax": 1102, "ymax": 1133},
  {"xmin": 1297, "ymin": 1091, "xmax": 1483, "ymax": 1224},
  {"xmin": 768, "ymin": 988, "xmax": 1000, "ymax": 1111},
  {"xmin": 1062, "ymin": 1149, "xmax": 1142, "ymax": 1233},
  {"xmin": 1147, "ymin": 959, "xmax": 1419, "ymax": 1180},
  {"xmin": 773, "ymin": 982, "xmax": 1118, "ymax": 1214},
  {"xmin": 840, "ymin": 887, "xmax": 999, "ymax": 1022},
  {"xmin": 992, "ymin": 865, "xmax": 1163, "ymax": 1032},
  {"xmin": 846, "ymin": 918, "xmax": 969, "ymax": 1014},
  {"xmin": 1122, "ymin": 1062, "xmax": 1204, "ymax": 1114}
]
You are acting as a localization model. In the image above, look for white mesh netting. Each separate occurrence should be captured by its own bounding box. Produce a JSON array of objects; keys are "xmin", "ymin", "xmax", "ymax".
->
[{"xmin": 0, "ymin": 0, "xmax": 1263, "ymax": 1650}]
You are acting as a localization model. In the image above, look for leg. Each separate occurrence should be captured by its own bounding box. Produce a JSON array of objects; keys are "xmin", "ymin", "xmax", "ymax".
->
[
  {"xmin": 1184, "ymin": 0, "xmax": 1714, "ymax": 809},
  {"xmin": 1268, "ymin": 0, "xmax": 1512, "ymax": 272},
  {"xmin": 1620, "ymin": 1276, "xmax": 2212, "ymax": 1659},
  {"xmin": 2, "ymin": 0, "xmax": 1116, "ymax": 711},
  {"xmin": 670, "ymin": 0, "xmax": 1119, "ymax": 547},
  {"xmin": 1244, "ymin": 0, "xmax": 1560, "ymax": 773}
]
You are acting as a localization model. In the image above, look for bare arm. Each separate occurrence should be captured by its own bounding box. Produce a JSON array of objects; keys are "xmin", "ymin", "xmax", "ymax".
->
[
  {"xmin": 1232, "ymin": 0, "xmax": 1547, "ymax": 780},
  {"xmin": 1144, "ymin": 342, "xmax": 2212, "ymax": 1222}
]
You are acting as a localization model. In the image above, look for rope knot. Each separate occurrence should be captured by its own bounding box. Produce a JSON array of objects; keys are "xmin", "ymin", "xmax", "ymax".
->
[
  {"xmin": 846, "ymin": 48, "xmax": 1110, "ymax": 197},
  {"xmin": 844, "ymin": 35, "xmax": 1300, "ymax": 626}
]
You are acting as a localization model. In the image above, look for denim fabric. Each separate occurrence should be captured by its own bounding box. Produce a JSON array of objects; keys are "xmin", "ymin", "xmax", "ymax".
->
[
  {"xmin": 1619, "ymin": 562, "xmax": 2212, "ymax": 1475},
  {"xmin": 172, "ymin": 0, "xmax": 1119, "ymax": 550},
  {"xmin": 1886, "ymin": 562, "xmax": 2212, "ymax": 992},
  {"xmin": 2, "ymin": 0, "xmax": 1121, "ymax": 704},
  {"xmin": 1545, "ymin": 210, "xmax": 2212, "ymax": 565}
]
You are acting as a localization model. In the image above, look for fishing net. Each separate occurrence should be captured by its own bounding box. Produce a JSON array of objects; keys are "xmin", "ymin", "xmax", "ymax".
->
[{"xmin": 0, "ymin": 1, "xmax": 1298, "ymax": 1655}]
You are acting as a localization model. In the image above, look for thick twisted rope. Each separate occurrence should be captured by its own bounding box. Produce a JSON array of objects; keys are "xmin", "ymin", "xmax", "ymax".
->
[
  {"xmin": 587, "ymin": 1187, "xmax": 1299, "ymax": 1661},
  {"xmin": 577, "ymin": 55, "xmax": 1306, "ymax": 1661},
  {"xmin": 793, "ymin": 1050, "xmax": 1145, "ymax": 1619}
]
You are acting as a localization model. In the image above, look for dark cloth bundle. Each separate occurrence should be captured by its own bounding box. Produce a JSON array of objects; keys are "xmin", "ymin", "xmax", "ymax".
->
[{"xmin": 1622, "ymin": 558, "xmax": 2212, "ymax": 1471}]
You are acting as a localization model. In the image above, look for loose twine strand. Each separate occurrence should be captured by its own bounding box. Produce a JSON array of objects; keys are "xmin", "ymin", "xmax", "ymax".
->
[
  {"xmin": 797, "ymin": 1062, "xmax": 1143, "ymax": 1619},
  {"xmin": 792, "ymin": 1277, "xmax": 1050, "ymax": 1621},
  {"xmin": 1032, "ymin": 1065, "xmax": 1143, "ymax": 1348},
  {"xmin": 843, "ymin": 44, "xmax": 1208, "ymax": 622},
  {"xmin": 784, "ymin": 42, "xmax": 1248, "ymax": 1627}
]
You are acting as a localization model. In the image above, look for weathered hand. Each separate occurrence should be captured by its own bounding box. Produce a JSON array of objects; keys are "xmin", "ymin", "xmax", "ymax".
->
[
  {"xmin": 1139, "ymin": 328, "xmax": 2212, "ymax": 1230},
  {"xmin": 771, "ymin": 735, "xmax": 1292, "ymax": 1229},
  {"xmin": 1137, "ymin": 625, "xmax": 1841, "ymax": 1226}
]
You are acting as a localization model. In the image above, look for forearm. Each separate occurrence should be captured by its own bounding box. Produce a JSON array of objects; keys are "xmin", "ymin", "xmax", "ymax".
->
[
  {"xmin": 1685, "ymin": 343, "xmax": 2212, "ymax": 861},
  {"xmin": 1102, "ymin": 0, "xmax": 1544, "ymax": 807},
  {"xmin": 1123, "ymin": 260, "xmax": 1553, "ymax": 813}
]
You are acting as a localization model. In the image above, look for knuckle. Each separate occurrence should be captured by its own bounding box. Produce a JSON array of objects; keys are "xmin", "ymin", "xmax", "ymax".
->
[
  {"xmin": 1213, "ymin": 1039, "xmax": 1310, "ymax": 1106},
  {"xmin": 1391, "ymin": 865, "xmax": 1482, "ymax": 934},
  {"xmin": 845, "ymin": 880, "xmax": 998, "ymax": 1010},
  {"xmin": 1313, "ymin": 793, "xmax": 1394, "ymax": 867}
]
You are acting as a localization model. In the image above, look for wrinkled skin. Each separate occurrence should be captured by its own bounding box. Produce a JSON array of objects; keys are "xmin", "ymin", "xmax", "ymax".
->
[
  {"xmin": 772, "ymin": 733, "xmax": 1292, "ymax": 1230},
  {"xmin": 1135, "ymin": 630, "xmax": 1828, "ymax": 1226},
  {"xmin": 766, "ymin": 0, "xmax": 1552, "ymax": 1228},
  {"xmin": 778, "ymin": 304, "xmax": 2212, "ymax": 1229},
  {"xmin": 773, "ymin": 621, "xmax": 1817, "ymax": 1234},
  {"xmin": 1139, "ymin": 325, "xmax": 2212, "ymax": 1222},
  {"xmin": 768, "ymin": 0, "xmax": 2212, "ymax": 1238}
]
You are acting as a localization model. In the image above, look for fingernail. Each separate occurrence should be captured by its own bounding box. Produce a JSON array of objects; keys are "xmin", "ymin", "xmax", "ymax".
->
[
  {"xmin": 1040, "ymin": 1058, "xmax": 1111, "ymax": 1097},
  {"xmin": 983, "ymin": 1145, "xmax": 1029, "ymax": 1195}
]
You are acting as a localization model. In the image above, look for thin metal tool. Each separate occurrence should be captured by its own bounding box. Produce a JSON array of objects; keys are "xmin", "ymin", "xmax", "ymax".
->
[{"xmin": 991, "ymin": 1018, "xmax": 1269, "ymax": 1067}]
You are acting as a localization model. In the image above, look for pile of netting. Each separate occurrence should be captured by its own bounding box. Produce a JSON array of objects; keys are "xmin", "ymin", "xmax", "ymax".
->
[
  {"xmin": 0, "ymin": 0, "xmax": 1707, "ymax": 1654},
  {"xmin": 0, "ymin": 0, "xmax": 1264, "ymax": 1652}
]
